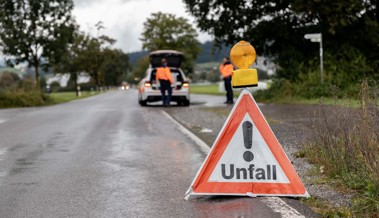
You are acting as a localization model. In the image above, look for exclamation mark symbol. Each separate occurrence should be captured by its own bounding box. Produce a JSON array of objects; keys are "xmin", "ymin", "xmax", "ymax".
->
[{"xmin": 242, "ymin": 121, "xmax": 254, "ymax": 162}]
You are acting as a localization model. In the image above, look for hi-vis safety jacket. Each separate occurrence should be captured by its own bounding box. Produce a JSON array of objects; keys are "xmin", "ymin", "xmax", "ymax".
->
[
  {"xmin": 156, "ymin": 67, "xmax": 174, "ymax": 84},
  {"xmin": 219, "ymin": 63, "xmax": 234, "ymax": 78}
]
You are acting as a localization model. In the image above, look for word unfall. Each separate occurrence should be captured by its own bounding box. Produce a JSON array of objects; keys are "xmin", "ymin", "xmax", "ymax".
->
[{"xmin": 221, "ymin": 164, "xmax": 277, "ymax": 180}]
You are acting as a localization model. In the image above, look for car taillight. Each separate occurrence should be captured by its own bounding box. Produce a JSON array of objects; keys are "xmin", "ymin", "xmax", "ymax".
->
[
  {"xmin": 183, "ymin": 82, "xmax": 189, "ymax": 88},
  {"xmin": 144, "ymin": 82, "xmax": 151, "ymax": 87}
]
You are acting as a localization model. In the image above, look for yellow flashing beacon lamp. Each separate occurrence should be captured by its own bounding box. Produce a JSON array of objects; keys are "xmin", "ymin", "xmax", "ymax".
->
[{"xmin": 230, "ymin": 40, "xmax": 258, "ymax": 88}]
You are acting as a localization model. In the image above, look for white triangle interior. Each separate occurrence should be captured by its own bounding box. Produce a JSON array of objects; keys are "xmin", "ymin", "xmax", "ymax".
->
[{"xmin": 209, "ymin": 113, "xmax": 290, "ymax": 183}]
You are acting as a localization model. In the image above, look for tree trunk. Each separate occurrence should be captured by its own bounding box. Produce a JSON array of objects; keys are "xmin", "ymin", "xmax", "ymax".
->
[
  {"xmin": 74, "ymin": 73, "xmax": 79, "ymax": 97},
  {"xmin": 94, "ymin": 71, "xmax": 100, "ymax": 91},
  {"xmin": 34, "ymin": 61, "xmax": 40, "ymax": 92},
  {"xmin": 71, "ymin": 72, "xmax": 79, "ymax": 96}
]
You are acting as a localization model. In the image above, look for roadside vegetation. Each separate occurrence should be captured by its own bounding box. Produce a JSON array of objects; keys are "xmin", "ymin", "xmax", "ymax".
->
[
  {"xmin": 190, "ymin": 84, "xmax": 262, "ymax": 98},
  {"xmin": 190, "ymin": 84, "xmax": 220, "ymax": 95},
  {"xmin": 190, "ymin": 83, "xmax": 377, "ymax": 107},
  {"xmin": 0, "ymin": 71, "xmax": 100, "ymax": 108},
  {"xmin": 301, "ymin": 81, "xmax": 379, "ymax": 217},
  {"xmin": 48, "ymin": 92, "xmax": 98, "ymax": 104},
  {"xmin": 0, "ymin": 85, "xmax": 51, "ymax": 108},
  {"xmin": 131, "ymin": 12, "xmax": 201, "ymax": 82},
  {"xmin": 0, "ymin": 1, "xmax": 131, "ymax": 108},
  {"xmin": 0, "ymin": 71, "xmax": 49, "ymax": 108}
]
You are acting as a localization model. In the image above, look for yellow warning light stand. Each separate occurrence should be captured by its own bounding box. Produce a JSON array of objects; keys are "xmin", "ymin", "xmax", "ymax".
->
[{"xmin": 230, "ymin": 40, "xmax": 258, "ymax": 88}]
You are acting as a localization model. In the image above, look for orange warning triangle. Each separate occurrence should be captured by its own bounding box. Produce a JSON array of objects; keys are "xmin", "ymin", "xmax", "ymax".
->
[{"xmin": 185, "ymin": 89, "xmax": 309, "ymax": 198}]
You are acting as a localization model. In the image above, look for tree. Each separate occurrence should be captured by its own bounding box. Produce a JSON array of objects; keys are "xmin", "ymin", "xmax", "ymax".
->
[
  {"xmin": 53, "ymin": 27, "xmax": 86, "ymax": 96},
  {"xmin": 140, "ymin": 12, "xmax": 201, "ymax": 74},
  {"xmin": 183, "ymin": 0, "xmax": 379, "ymax": 81},
  {"xmin": 102, "ymin": 48, "xmax": 131, "ymax": 86},
  {"xmin": 77, "ymin": 31, "xmax": 115, "ymax": 89},
  {"xmin": 0, "ymin": 0, "xmax": 75, "ymax": 90},
  {"xmin": 133, "ymin": 55, "xmax": 150, "ymax": 82},
  {"xmin": 56, "ymin": 23, "xmax": 131, "ymax": 92}
]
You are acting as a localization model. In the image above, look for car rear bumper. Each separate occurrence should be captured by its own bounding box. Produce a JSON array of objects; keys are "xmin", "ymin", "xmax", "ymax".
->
[
  {"xmin": 140, "ymin": 89, "xmax": 190, "ymax": 102},
  {"xmin": 146, "ymin": 95, "xmax": 189, "ymax": 102}
]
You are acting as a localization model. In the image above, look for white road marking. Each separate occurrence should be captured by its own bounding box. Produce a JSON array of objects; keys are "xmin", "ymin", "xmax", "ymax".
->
[
  {"xmin": 261, "ymin": 197, "xmax": 305, "ymax": 218},
  {"xmin": 200, "ymin": 128, "xmax": 213, "ymax": 133},
  {"xmin": 163, "ymin": 110, "xmax": 306, "ymax": 217},
  {"xmin": 0, "ymin": 119, "xmax": 6, "ymax": 124},
  {"xmin": 161, "ymin": 110, "xmax": 209, "ymax": 154},
  {"xmin": 0, "ymin": 171, "xmax": 6, "ymax": 185},
  {"xmin": 0, "ymin": 148, "xmax": 6, "ymax": 161}
]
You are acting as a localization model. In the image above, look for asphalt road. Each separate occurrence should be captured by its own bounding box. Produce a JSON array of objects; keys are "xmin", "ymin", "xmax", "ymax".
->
[{"xmin": 0, "ymin": 90, "xmax": 317, "ymax": 218}]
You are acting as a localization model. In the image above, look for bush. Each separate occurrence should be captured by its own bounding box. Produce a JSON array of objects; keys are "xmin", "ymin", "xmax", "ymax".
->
[
  {"xmin": 254, "ymin": 75, "xmax": 365, "ymax": 102},
  {"xmin": 50, "ymin": 81, "xmax": 61, "ymax": 92},
  {"xmin": 257, "ymin": 69, "xmax": 270, "ymax": 80},
  {"xmin": 78, "ymin": 79, "xmax": 97, "ymax": 91},
  {"xmin": 0, "ymin": 71, "xmax": 20, "ymax": 89},
  {"xmin": 0, "ymin": 78, "xmax": 52, "ymax": 108},
  {"xmin": 206, "ymin": 69, "xmax": 221, "ymax": 82},
  {"xmin": 255, "ymin": 46, "xmax": 376, "ymax": 101},
  {"xmin": 305, "ymin": 80, "xmax": 379, "ymax": 216},
  {"xmin": 254, "ymin": 78, "xmax": 298, "ymax": 101},
  {"xmin": 0, "ymin": 89, "xmax": 51, "ymax": 108}
]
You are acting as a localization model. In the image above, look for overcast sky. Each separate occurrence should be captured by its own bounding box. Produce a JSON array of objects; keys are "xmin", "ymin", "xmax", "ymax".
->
[{"xmin": 73, "ymin": 0, "xmax": 212, "ymax": 52}]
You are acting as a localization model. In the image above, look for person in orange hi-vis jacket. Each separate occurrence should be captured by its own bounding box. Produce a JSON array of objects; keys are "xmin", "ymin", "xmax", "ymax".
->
[
  {"xmin": 156, "ymin": 58, "xmax": 174, "ymax": 106},
  {"xmin": 219, "ymin": 57, "xmax": 234, "ymax": 104}
]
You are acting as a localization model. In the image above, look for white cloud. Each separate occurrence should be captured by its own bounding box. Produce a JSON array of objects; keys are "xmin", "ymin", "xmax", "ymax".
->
[{"xmin": 73, "ymin": 0, "xmax": 211, "ymax": 52}]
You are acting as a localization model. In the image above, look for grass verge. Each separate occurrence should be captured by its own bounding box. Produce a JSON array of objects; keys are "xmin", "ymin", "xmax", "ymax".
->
[
  {"xmin": 0, "ymin": 89, "xmax": 50, "ymax": 108},
  {"xmin": 255, "ymin": 96, "xmax": 363, "ymax": 107},
  {"xmin": 0, "ymin": 90, "xmax": 99, "ymax": 108},
  {"xmin": 49, "ymin": 91, "xmax": 98, "ymax": 104},
  {"xmin": 301, "ymin": 81, "xmax": 379, "ymax": 217},
  {"xmin": 190, "ymin": 84, "xmax": 246, "ymax": 97},
  {"xmin": 190, "ymin": 84, "xmax": 221, "ymax": 95},
  {"xmin": 301, "ymin": 196, "xmax": 353, "ymax": 217}
]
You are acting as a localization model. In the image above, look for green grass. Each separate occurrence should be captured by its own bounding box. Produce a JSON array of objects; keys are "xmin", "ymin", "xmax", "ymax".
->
[
  {"xmin": 300, "ymin": 196, "xmax": 353, "ymax": 217},
  {"xmin": 49, "ymin": 91, "xmax": 98, "ymax": 104},
  {"xmin": 258, "ymin": 96, "xmax": 363, "ymax": 107},
  {"xmin": 190, "ymin": 84, "xmax": 242, "ymax": 97},
  {"xmin": 190, "ymin": 84, "xmax": 221, "ymax": 95}
]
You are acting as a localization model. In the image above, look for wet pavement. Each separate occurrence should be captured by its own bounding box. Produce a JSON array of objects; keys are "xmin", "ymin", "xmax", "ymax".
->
[{"xmin": 0, "ymin": 90, "xmax": 318, "ymax": 217}]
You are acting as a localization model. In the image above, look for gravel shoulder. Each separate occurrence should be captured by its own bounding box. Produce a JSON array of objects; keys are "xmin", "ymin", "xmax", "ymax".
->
[{"xmin": 164, "ymin": 95, "xmax": 353, "ymax": 211}]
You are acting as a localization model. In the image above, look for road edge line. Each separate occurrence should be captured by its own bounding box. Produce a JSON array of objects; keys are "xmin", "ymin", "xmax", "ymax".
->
[
  {"xmin": 261, "ymin": 197, "xmax": 306, "ymax": 218},
  {"xmin": 161, "ymin": 110, "xmax": 210, "ymax": 154}
]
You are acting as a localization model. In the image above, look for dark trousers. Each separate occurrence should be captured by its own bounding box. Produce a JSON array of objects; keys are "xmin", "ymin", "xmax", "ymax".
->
[
  {"xmin": 159, "ymin": 80, "xmax": 172, "ymax": 105},
  {"xmin": 224, "ymin": 76, "xmax": 233, "ymax": 103}
]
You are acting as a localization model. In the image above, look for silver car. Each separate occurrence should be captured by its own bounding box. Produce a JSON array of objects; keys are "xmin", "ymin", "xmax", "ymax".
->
[{"xmin": 138, "ymin": 50, "xmax": 190, "ymax": 106}]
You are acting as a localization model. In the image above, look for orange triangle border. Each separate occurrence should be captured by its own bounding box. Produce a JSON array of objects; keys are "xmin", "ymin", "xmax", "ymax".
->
[{"xmin": 186, "ymin": 89, "xmax": 309, "ymax": 197}]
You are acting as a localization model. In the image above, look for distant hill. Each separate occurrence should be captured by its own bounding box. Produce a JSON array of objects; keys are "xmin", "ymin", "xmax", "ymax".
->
[{"xmin": 127, "ymin": 41, "xmax": 231, "ymax": 67}]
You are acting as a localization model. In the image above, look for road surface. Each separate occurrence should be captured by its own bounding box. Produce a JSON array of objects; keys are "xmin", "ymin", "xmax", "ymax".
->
[{"xmin": 0, "ymin": 90, "xmax": 317, "ymax": 217}]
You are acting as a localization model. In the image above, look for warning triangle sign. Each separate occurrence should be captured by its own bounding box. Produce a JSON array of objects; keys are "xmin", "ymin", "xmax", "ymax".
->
[{"xmin": 185, "ymin": 89, "xmax": 309, "ymax": 198}]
